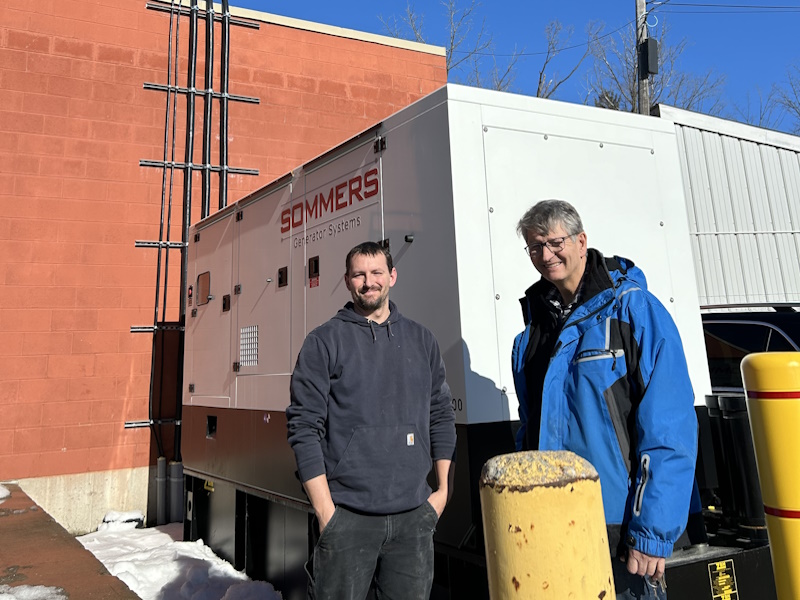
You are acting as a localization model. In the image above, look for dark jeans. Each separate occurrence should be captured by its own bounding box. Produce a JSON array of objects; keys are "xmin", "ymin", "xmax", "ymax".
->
[
  {"xmin": 306, "ymin": 502, "xmax": 438, "ymax": 600},
  {"xmin": 613, "ymin": 559, "xmax": 668, "ymax": 600}
]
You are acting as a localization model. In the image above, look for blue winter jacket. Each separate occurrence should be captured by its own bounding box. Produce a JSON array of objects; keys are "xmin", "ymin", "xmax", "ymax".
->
[{"xmin": 511, "ymin": 251, "xmax": 697, "ymax": 558}]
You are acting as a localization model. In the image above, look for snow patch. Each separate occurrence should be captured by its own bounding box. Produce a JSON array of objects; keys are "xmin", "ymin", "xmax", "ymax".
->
[
  {"xmin": 0, "ymin": 584, "xmax": 67, "ymax": 600},
  {"xmin": 97, "ymin": 510, "xmax": 145, "ymax": 531},
  {"xmin": 78, "ymin": 522, "xmax": 283, "ymax": 600}
]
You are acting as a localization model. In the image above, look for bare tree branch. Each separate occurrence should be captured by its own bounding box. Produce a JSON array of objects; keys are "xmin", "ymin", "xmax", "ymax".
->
[
  {"xmin": 466, "ymin": 44, "xmax": 521, "ymax": 92},
  {"xmin": 380, "ymin": 2, "xmax": 593, "ymax": 97},
  {"xmin": 379, "ymin": 0, "xmax": 517, "ymax": 92},
  {"xmin": 378, "ymin": 14, "xmax": 404, "ymax": 40},
  {"xmin": 776, "ymin": 63, "xmax": 800, "ymax": 134},
  {"xmin": 536, "ymin": 21, "xmax": 601, "ymax": 99},
  {"xmin": 379, "ymin": 3, "xmax": 426, "ymax": 43},
  {"xmin": 491, "ymin": 46, "xmax": 520, "ymax": 91},
  {"xmin": 445, "ymin": 0, "xmax": 492, "ymax": 73},
  {"xmin": 586, "ymin": 20, "xmax": 725, "ymax": 115},
  {"xmin": 731, "ymin": 87, "xmax": 784, "ymax": 130}
]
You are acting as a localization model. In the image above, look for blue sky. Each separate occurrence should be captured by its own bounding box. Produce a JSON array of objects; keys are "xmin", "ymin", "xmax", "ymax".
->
[{"xmin": 230, "ymin": 1, "xmax": 799, "ymax": 130}]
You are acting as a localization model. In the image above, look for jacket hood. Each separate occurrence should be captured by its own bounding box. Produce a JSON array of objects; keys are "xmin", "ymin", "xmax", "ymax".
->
[
  {"xmin": 333, "ymin": 300, "xmax": 401, "ymax": 341},
  {"xmin": 333, "ymin": 300, "xmax": 400, "ymax": 324},
  {"xmin": 519, "ymin": 249, "xmax": 648, "ymax": 326},
  {"xmin": 605, "ymin": 254, "xmax": 647, "ymax": 290}
]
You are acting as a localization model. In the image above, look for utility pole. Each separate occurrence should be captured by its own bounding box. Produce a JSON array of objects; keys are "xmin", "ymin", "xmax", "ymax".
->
[{"xmin": 636, "ymin": 0, "xmax": 650, "ymax": 115}]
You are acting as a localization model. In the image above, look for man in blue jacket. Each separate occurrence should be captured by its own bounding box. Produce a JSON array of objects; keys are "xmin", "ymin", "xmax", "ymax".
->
[
  {"xmin": 287, "ymin": 241, "xmax": 456, "ymax": 600},
  {"xmin": 511, "ymin": 200, "xmax": 697, "ymax": 599}
]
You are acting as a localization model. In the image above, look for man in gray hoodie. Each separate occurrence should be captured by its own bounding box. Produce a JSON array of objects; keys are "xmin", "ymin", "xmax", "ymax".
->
[{"xmin": 287, "ymin": 240, "xmax": 457, "ymax": 600}]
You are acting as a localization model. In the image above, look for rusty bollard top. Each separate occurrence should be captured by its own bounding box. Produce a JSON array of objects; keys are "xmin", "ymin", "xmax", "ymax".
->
[{"xmin": 480, "ymin": 451, "xmax": 599, "ymax": 493}]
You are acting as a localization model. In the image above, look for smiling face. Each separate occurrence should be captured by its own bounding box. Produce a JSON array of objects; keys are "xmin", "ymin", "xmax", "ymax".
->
[
  {"xmin": 525, "ymin": 223, "xmax": 587, "ymax": 301},
  {"xmin": 344, "ymin": 252, "xmax": 397, "ymax": 321}
]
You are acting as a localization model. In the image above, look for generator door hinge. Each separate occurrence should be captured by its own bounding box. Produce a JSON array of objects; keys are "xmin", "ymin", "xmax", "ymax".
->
[
  {"xmin": 234, "ymin": 284, "xmax": 241, "ymax": 295},
  {"xmin": 236, "ymin": 210, "xmax": 243, "ymax": 221},
  {"xmin": 191, "ymin": 308, "xmax": 197, "ymax": 318},
  {"xmin": 233, "ymin": 361, "xmax": 240, "ymax": 372},
  {"xmin": 373, "ymin": 136, "xmax": 387, "ymax": 153},
  {"xmin": 194, "ymin": 233, "xmax": 200, "ymax": 242},
  {"xmin": 188, "ymin": 384, "xmax": 195, "ymax": 393}
]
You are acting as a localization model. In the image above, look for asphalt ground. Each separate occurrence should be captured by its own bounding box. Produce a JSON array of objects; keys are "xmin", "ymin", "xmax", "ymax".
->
[{"xmin": 0, "ymin": 483, "xmax": 139, "ymax": 599}]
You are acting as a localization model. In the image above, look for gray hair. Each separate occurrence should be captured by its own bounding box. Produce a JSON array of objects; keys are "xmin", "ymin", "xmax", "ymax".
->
[{"xmin": 516, "ymin": 199, "xmax": 584, "ymax": 239}]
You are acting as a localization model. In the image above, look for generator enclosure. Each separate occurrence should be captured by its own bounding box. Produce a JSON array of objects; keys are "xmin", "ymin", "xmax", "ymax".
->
[
  {"xmin": 181, "ymin": 85, "xmax": 784, "ymax": 599},
  {"xmin": 655, "ymin": 104, "xmax": 800, "ymax": 309}
]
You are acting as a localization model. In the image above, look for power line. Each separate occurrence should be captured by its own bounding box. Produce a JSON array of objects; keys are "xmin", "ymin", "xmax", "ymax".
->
[
  {"xmin": 451, "ymin": 18, "xmax": 635, "ymax": 57},
  {"xmin": 660, "ymin": 8, "xmax": 800, "ymax": 11},
  {"xmin": 451, "ymin": 0, "xmax": 677, "ymax": 58},
  {"xmin": 646, "ymin": 0, "xmax": 677, "ymax": 8},
  {"xmin": 452, "ymin": 0, "xmax": 797, "ymax": 59},
  {"xmin": 656, "ymin": 2, "xmax": 800, "ymax": 7}
]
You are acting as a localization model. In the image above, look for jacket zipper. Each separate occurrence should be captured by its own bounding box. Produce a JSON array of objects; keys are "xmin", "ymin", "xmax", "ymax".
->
[
  {"xmin": 543, "ymin": 277, "xmax": 624, "ymax": 446},
  {"xmin": 573, "ymin": 348, "xmax": 624, "ymax": 369},
  {"xmin": 548, "ymin": 270, "xmax": 624, "ymax": 360},
  {"xmin": 550, "ymin": 295, "xmax": 616, "ymax": 360}
]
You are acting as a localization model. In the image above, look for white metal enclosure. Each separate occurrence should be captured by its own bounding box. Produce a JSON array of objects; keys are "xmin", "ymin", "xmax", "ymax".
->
[
  {"xmin": 184, "ymin": 85, "xmax": 713, "ymax": 427},
  {"xmin": 656, "ymin": 105, "xmax": 800, "ymax": 309}
]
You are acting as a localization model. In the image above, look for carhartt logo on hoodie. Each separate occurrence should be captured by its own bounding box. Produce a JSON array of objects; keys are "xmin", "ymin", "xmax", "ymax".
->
[{"xmin": 406, "ymin": 433, "xmax": 415, "ymax": 446}]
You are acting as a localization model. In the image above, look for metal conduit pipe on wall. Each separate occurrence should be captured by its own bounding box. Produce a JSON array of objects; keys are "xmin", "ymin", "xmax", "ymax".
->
[
  {"xmin": 219, "ymin": 0, "xmax": 231, "ymax": 210},
  {"xmin": 200, "ymin": 0, "xmax": 214, "ymax": 219},
  {"xmin": 139, "ymin": 0, "xmax": 260, "ymax": 526}
]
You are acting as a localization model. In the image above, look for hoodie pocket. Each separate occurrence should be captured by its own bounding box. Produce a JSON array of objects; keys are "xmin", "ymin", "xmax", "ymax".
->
[{"xmin": 328, "ymin": 425, "xmax": 431, "ymax": 505}]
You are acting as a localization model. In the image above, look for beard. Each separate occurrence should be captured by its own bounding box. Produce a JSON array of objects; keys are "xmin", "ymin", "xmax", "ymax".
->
[{"xmin": 351, "ymin": 286, "xmax": 388, "ymax": 314}]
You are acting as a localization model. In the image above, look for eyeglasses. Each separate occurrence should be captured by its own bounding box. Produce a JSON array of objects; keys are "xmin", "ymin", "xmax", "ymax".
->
[{"xmin": 524, "ymin": 236, "xmax": 571, "ymax": 257}]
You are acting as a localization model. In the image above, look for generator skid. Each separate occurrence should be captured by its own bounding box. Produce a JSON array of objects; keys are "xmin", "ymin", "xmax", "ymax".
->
[{"xmin": 182, "ymin": 85, "xmax": 777, "ymax": 599}]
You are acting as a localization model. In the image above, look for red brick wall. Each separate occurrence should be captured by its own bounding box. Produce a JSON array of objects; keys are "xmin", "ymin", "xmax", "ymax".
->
[{"xmin": 0, "ymin": 0, "xmax": 446, "ymax": 479}]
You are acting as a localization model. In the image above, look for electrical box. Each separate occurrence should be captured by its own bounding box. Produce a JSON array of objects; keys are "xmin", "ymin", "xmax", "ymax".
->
[{"xmin": 639, "ymin": 37, "xmax": 659, "ymax": 77}]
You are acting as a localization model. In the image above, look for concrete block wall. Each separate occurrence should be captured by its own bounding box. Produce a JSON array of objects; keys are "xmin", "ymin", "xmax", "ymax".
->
[{"xmin": 0, "ymin": 0, "xmax": 446, "ymax": 528}]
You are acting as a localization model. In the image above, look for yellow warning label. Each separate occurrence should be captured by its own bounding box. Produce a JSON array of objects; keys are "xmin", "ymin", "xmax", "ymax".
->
[{"xmin": 708, "ymin": 559, "xmax": 738, "ymax": 600}]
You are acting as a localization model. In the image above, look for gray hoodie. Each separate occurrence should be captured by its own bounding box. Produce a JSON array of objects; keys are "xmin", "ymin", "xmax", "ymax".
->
[{"xmin": 287, "ymin": 301, "xmax": 456, "ymax": 514}]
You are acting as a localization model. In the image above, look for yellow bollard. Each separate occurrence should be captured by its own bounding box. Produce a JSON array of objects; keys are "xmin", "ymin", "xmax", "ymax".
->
[
  {"xmin": 479, "ymin": 450, "xmax": 614, "ymax": 599},
  {"xmin": 741, "ymin": 352, "xmax": 800, "ymax": 600}
]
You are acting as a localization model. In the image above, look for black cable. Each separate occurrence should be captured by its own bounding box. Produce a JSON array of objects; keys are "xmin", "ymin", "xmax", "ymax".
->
[
  {"xmin": 660, "ymin": 8, "xmax": 800, "ymax": 11},
  {"xmin": 451, "ymin": 18, "xmax": 635, "ymax": 57},
  {"xmin": 656, "ymin": 2, "xmax": 800, "ymax": 7},
  {"xmin": 452, "ymin": 0, "xmax": 676, "ymax": 59}
]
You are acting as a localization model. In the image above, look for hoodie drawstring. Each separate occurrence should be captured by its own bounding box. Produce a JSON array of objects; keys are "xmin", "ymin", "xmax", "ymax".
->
[{"xmin": 366, "ymin": 319, "xmax": 394, "ymax": 342}]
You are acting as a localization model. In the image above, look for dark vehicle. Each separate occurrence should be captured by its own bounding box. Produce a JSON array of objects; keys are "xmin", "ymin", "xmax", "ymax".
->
[
  {"xmin": 681, "ymin": 309, "xmax": 800, "ymax": 600},
  {"xmin": 702, "ymin": 308, "xmax": 800, "ymax": 393}
]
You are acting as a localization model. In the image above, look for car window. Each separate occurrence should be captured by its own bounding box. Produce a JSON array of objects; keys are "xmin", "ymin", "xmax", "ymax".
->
[
  {"xmin": 767, "ymin": 329, "xmax": 798, "ymax": 351},
  {"xmin": 703, "ymin": 322, "xmax": 770, "ymax": 390}
]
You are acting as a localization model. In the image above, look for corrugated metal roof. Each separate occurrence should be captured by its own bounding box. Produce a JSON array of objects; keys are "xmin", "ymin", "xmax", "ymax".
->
[{"xmin": 657, "ymin": 105, "xmax": 800, "ymax": 309}]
